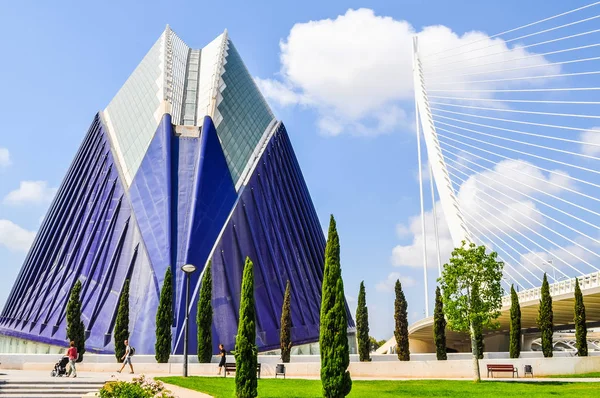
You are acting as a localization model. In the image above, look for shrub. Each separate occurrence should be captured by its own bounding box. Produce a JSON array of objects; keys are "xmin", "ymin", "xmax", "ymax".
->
[{"xmin": 99, "ymin": 375, "xmax": 174, "ymax": 398}]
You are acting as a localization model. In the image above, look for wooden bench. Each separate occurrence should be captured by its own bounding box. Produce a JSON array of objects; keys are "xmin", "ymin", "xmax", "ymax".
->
[
  {"xmin": 223, "ymin": 362, "xmax": 261, "ymax": 379},
  {"xmin": 486, "ymin": 364, "xmax": 518, "ymax": 378}
]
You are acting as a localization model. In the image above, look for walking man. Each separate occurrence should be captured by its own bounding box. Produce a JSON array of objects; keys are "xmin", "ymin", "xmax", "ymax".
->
[
  {"xmin": 217, "ymin": 344, "xmax": 226, "ymax": 375},
  {"xmin": 117, "ymin": 339, "xmax": 134, "ymax": 374},
  {"xmin": 66, "ymin": 341, "xmax": 78, "ymax": 378}
]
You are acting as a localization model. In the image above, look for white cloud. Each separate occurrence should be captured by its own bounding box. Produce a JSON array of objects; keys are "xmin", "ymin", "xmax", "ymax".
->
[
  {"xmin": 0, "ymin": 220, "xmax": 35, "ymax": 252},
  {"xmin": 376, "ymin": 272, "xmax": 417, "ymax": 293},
  {"xmin": 580, "ymin": 127, "xmax": 600, "ymax": 156},
  {"xmin": 258, "ymin": 8, "xmax": 558, "ymax": 136},
  {"xmin": 255, "ymin": 78, "xmax": 310, "ymax": 107},
  {"xmin": 391, "ymin": 159, "xmax": 572, "ymax": 270},
  {"xmin": 3, "ymin": 181, "xmax": 57, "ymax": 206},
  {"xmin": 0, "ymin": 147, "xmax": 10, "ymax": 168}
]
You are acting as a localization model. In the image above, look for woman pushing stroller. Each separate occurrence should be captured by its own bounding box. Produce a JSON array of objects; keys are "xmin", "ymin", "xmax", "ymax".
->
[{"xmin": 65, "ymin": 341, "xmax": 78, "ymax": 377}]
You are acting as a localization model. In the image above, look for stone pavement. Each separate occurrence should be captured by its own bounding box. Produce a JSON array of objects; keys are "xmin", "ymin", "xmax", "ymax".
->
[{"xmin": 0, "ymin": 369, "xmax": 210, "ymax": 398}]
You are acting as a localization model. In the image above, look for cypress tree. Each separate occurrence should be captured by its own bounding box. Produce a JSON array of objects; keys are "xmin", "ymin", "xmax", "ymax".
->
[
  {"xmin": 394, "ymin": 280, "xmax": 410, "ymax": 361},
  {"xmin": 509, "ymin": 285, "xmax": 521, "ymax": 359},
  {"xmin": 574, "ymin": 278, "xmax": 588, "ymax": 357},
  {"xmin": 320, "ymin": 215, "xmax": 352, "ymax": 398},
  {"xmin": 235, "ymin": 257, "xmax": 258, "ymax": 398},
  {"xmin": 155, "ymin": 267, "xmax": 173, "ymax": 363},
  {"xmin": 66, "ymin": 280, "xmax": 86, "ymax": 363},
  {"xmin": 537, "ymin": 273, "xmax": 553, "ymax": 358},
  {"xmin": 356, "ymin": 281, "xmax": 370, "ymax": 362},
  {"xmin": 433, "ymin": 286, "xmax": 447, "ymax": 360},
  {"xmin": 114, "ymin": 279, "xmax": 130, "ymax": 363},
  {"xmin": 280, "ymin": 280, "xmax": 292, "ymax": 363},
  {"xmin": 197, "ymin": 261, "xmax": 213, "ymax": 363}
]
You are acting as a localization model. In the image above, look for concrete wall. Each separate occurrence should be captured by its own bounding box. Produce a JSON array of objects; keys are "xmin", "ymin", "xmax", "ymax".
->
[{"xmin": 1, "ymin": 353, "xmax": 599, "ymax": 378}]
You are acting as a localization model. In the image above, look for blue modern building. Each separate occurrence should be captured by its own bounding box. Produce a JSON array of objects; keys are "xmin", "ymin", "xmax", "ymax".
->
[{"xmin": 0, "ymin": 27, "xmax": 354, "ymax": 355}]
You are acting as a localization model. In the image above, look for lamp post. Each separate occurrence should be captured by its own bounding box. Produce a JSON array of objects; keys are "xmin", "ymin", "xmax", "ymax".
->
[{"xmin": 181, "ymin": 263, "xmax": 197, "ymax": 377}]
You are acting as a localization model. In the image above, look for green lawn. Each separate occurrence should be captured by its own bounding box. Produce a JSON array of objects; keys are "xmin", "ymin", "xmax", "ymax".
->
[
  {"xmin": 544, "ymin": 372, "xmax": 600, "ymax": 378},
  {"xmin": 156, "ymin": 377, "xmax": 600, "ymax": 397}
]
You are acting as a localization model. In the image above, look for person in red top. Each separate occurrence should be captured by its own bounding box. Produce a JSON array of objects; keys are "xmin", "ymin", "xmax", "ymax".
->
[{"xmin": 66, "ymin": 341, "xmax": 78, "ymax": 378}]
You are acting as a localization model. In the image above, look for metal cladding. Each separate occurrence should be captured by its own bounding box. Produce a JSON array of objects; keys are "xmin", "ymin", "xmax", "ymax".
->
[{"xmin": 0, "ymin": 113, "xmax": 353, "ymax": 354}]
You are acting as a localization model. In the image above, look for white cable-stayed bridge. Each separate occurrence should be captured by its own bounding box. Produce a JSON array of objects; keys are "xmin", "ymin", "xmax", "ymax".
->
[{"xmin": 403, "ymin": 1, "xmax": 600, "ymax": 353}]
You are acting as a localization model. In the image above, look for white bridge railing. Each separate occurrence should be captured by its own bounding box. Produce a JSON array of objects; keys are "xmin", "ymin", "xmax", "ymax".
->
[{"xmin": 501, "ymin": 271, "xmax": 600, "ymax": 307}]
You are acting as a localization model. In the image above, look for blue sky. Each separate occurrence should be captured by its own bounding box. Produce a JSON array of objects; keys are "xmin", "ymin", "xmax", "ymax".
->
[{"xmin": 0, "ymin": 0, "xmax": 597, "ymax": 340}]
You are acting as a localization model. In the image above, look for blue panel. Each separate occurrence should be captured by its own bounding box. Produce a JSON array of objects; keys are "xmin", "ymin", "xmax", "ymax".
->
[
  {"xmin": 129, "ymin": 114, "xmax": 173, "ymax": 286},
  {"xmin": 0, "ymin": 115, "xmax": 166, "ymax": 354},
  {"xmin": 207, "ymin": 123, "xmax": 355, "ymax": 353},
  {"xmin": 173, "ymin": 116, "xmax": 237, "ymax": 354}
]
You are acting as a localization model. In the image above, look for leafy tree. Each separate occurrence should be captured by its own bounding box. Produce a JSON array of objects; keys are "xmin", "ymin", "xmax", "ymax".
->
[
  {"xmin": 509, "ymin": 285, "xmax": 521, "ymax": 359},
  {"xmin": 394, "ymin": 280, "xmax": 410, "ymax": 361},
  {"xmin": 574, "ymin": 278, "xmax": 587, "ymax": 357},
  {"xmin": 66, "ymin": 280, "xmax": 86, "ymax": 362},
  {"xmin": 197, "ymin": 261, "xmax": 213, "ymax": 363},
  {"xmin": 367, "ymin": 337, "xmax": 388, "ymax": 352},
  {"xmin": 280, "ymin": 280, "xmax": 293, "ymax": 363},
  {"xmin": 114, "ymin": 279, "xmax": 130, "ymax": 363},
  {"xmin": 537, "ymin": 273, "xmax": 553, "ymax": 358},
  {"xmin": 155, "ymin": 267, "xmax": 173, "ymax": 363},
  {"xmin": 320, "ymin": 215, "xmax": 352, "ymax": 398},
  {"xmin": 235, "ymin": 257, "xmax": 258, "ymax": 398},
  {"xmin": 356, "ymin": 281, "xmax": 371, "ymax": 362},
  {"xmin": 439, "ymin": 241, "xmax": 503, "ymax": 382},
  {"xmin": 433, "ymin": 286, "xmax": 447, "ymax": 360}
]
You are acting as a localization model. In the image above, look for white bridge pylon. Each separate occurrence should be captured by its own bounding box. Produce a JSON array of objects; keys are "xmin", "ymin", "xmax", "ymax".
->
[{"xmin": 411, "ymin": 2, "xmax": 600, "ymax": 317}]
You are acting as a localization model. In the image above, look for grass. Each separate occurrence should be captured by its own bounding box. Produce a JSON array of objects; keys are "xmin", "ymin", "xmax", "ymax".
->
[
  {"xmin": 156, "ymin": 377, "xmax": 600, "ymax": 397},
  {"xmin": 543, "ymin": 372, "xmax": 600, "ymax": 378}
]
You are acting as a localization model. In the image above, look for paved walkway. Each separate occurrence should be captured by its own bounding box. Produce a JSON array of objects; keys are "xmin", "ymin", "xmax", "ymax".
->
[{"xmin": 0, "ymin": 370, "xmax": 210, "ymax": 397}]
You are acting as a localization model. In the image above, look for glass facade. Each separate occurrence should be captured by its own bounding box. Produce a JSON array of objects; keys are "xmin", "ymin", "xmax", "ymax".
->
[
  {"xmin": 182, "ymin": 49, "xmax": 200, "ymax": 125},
  {"xmin": 216, "ymin": 41, "xmax": 275, "ymax": 183},
  {"xmin": 105, "ymin": 33, "xmax": 165, "ymax": 183}
]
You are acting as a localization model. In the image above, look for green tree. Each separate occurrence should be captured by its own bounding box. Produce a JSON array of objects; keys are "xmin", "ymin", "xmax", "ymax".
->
[
  {"xmin": 235, "ymin": 257, "xmax": 258, "ymax": 398},
  {"xmin": 280, "ymin": 280, "xmax": 293, "ymax": 363},
  {"xmin": 509, "ymin": 285, "xmax": 521, "ymax": 359},
  {"xmin": 368, "ymin": 337, "xmax": 380, "ymax": 352},
  {"xmin": 356, "ymin": 281, "xmax": 371, "ymax": 362},
  {"xmin": 320, "ymin": 215, "xmax": 352, "ymax": 398},
  {"xmin": 574, "ymin": 278, "xmax": 587, "ymax": 357},
  {"xmin": 433, "ymin": 286, "xmax": 447, "ymax": 360},
  {"xmin": 439, "ymin": 241, "xmax": 503, "ymax": 382},
  {"xmin": 114, "ymin": 279, "xmax": 130, "ymax": 363},
  {"xmin": 394, "ymin": 280, "xmax": 410, "ymax": 361},
  {"xmin": 537, "ymin": 273, "xmax": 553, "ymax": 358},
  {"xmin": 197, "ymin": 261, "xmax": 213, "ymax": 363},
  {"xmin": 155, "ymin": 268, "xmax": 173, "ymax": 363},
  {"xmin": 66, "ymin": 280, "xmax": 86, "ymax": 362}
]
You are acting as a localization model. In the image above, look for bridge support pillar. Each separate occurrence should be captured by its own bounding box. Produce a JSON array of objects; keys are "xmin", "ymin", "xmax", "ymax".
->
[{"xmin": 522, "ymin": 333, "xmax": 540, "ymax": 351}]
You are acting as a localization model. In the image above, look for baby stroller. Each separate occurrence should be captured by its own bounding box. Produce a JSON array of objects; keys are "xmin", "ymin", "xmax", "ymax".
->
[{"xmin": 50, "ymin": 356, "xmax": 69, "ymax": 377}]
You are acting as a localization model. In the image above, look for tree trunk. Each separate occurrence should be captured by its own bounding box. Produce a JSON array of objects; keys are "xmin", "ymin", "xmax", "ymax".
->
[{"xmin": 469, "ymin": 323, "xmax": 481, "ymax": 382}]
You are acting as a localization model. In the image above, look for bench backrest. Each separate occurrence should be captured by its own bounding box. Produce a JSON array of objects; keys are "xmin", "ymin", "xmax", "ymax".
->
[
  {"xmin": 224, "ymin": 362, "xmax": 261, "ymax": 369},
  {"xmin": 487, "ymin": 364, "xmax": 514, "ymax": 370}
]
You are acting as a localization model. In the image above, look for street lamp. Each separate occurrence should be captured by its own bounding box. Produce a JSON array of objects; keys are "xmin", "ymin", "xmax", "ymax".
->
[{"xmin": 181, "ymin": 263, "xmax": 197, "ymax": 377}]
